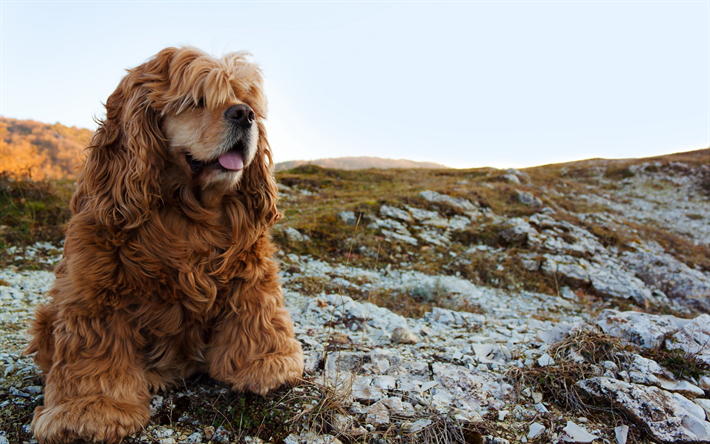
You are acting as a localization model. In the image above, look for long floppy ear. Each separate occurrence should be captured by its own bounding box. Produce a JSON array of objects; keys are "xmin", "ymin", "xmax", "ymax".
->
[
  {"xmin": 71, "ymin": 49, "xmax": 177, "ymax": 229},
  {"xmin": 239, "ymin": 120, "xmax": 281, "ymax": 229}
]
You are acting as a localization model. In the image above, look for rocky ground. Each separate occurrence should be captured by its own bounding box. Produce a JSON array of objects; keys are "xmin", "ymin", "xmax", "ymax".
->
[{"xmin": 1, "ymin": 149, "xmax": 709, "ymax": 443}]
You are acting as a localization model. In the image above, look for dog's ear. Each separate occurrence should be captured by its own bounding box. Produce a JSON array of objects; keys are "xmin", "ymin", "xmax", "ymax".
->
[
  {"xmin": 239, "ymin": 120, "xmax": 281, "ymax": 229},
  {"xmin": 72, "ymin": 48, "xmax": 179, "ymax": 229}
]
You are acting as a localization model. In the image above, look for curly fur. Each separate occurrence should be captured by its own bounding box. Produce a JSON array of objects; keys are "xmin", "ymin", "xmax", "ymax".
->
[{"xmin": 25, "ymin": 47, "xmax": 304, "ymax": 443}]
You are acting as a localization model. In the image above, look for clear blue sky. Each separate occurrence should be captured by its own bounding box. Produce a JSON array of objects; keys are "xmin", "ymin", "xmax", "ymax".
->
[{"xmin": 1, "ymin": 1, "xmax": 708, "ymax": 168}]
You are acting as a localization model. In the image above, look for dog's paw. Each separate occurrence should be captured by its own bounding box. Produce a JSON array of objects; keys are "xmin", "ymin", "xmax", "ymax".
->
[
  {"xmin": 228, "ymin": 341, "xmax": 304, "ymax": 395},
  {"xmin": 32, "ymin": 396, "xmax": 148, "ymax": 444}
]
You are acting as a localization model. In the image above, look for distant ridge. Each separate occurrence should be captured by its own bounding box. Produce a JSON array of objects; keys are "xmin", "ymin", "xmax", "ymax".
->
[{"xmin": 275, "ymin": 156, "xmax": 449, "ymax": 171}]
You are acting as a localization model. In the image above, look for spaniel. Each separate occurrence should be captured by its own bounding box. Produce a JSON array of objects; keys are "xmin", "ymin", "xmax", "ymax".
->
[{"xmin": 26, "ymin": 47, "xmax": 304, "ymax": 443}]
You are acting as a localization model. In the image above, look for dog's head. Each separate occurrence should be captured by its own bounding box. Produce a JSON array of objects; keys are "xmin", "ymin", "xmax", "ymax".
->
[{"xmin": 75, "ymin": 47, "xmax": 278, "ymax": 229}]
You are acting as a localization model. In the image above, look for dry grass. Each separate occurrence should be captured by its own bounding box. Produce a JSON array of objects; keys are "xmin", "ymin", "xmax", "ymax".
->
[{"xmin": 508, "ymin": 328, "xmax": 629, "ymax": 413}]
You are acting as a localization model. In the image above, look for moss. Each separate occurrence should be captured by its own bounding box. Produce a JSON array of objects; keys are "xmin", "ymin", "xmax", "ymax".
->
[{"xmin": 639, "ymin": 347, "xmax": 710, "ymax": 381}]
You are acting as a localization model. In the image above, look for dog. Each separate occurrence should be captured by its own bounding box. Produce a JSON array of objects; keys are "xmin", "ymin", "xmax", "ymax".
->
[{"xmin": 25, "ymin": 47, "xmax": 304, "ymax": 443}]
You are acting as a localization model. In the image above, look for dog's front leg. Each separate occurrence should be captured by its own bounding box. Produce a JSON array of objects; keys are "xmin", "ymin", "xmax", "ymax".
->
[
  {"xmin": 31, "ymin": 310, "xmax": 149, "ymax": 444},
  {"xmin": 206, "ymin": 273, "xmax": 304, "ymax": 395}
]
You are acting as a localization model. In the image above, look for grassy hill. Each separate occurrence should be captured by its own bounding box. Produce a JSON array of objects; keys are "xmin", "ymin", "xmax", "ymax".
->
[
  {"xmin": 275, "ymin": 156, "xmax": 448, "ymax": 170},
  {"xmin": 1, "ymin": 147, "xmax": 710, "ymax": 443},
  {"xmin": 0, "ymin": 117, "xmax": 92, "ymax": 180}
]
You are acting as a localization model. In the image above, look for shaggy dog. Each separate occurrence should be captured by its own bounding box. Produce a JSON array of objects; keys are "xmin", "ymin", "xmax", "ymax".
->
[{"xmin": 25, "ymin": 47, "xmax": 304, "ymax": 443}]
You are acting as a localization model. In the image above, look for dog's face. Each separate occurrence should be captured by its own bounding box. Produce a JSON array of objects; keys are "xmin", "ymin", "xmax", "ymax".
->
[{"xmin": 162, "ymin": 101, "xmax": 259, "ymax": 190}]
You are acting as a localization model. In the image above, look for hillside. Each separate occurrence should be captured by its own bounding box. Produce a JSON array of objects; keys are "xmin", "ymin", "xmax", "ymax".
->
[
  {"xmin": 1, "ymin": 148, "xmax": 710, "ymax": 443},
  {"xmin": 0, "ymin": 117, "xmax": 92, "ymax": 180},
  {"xmin": 275, "ymin": 156, "xmax": 448, "ymax": 171}
]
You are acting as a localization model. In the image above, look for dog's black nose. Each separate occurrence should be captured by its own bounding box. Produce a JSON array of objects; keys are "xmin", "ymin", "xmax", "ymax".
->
[{"xmin": 224, "ymin": 104, "xmax": 255, "ymax": 128}]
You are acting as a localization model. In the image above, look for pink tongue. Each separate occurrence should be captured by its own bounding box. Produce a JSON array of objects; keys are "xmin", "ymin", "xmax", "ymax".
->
[{"xmin": 218, "ymin": 151, "xmax": 244, "ymax": 170}]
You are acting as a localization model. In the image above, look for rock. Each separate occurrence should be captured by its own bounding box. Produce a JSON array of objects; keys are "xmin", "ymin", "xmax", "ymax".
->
[
  {"xmin": 627, "ymin": 354, "xmax": 676, "ymax": 389},
  {"xmin": 541, "ymin": 255, "xmax": 591, "ymax": 285},
  {"xmin": 500, "ymin": 218, "xmax": 540, "ymax": 245},
  {"xmin": 537, "ymin": 354, "xmax": 555, "ymax": 367},
  {"xmin": 325, "ymin": 351, "xmax": 367, "ymax": 376},
  {"xmin": 371, "ymin": 375, "xmax": 396, "ymax": 390},
  {"xmin": 183, "ymin": 432, "xmax": 203, "ymax": 444},
  {"xmin": 700, "ymin": 376, "xmax": 710, "ymax": 391},
  {"xmin": 507, "ymin": 168, "xmax": 530, "ymax": 182},
  {"xmin": 695, "ymin": 399, "xmax": 710, "ymax": 418},
  {"xmin": 614, "ymin": 425, "xmax": 629, "ymax": 444},
  {"xmin": 596, "ymin": 309, "xmax": 678, "ymax": 349},
  {"xmin": 419, "ymin": 190, "xmax": 478, "ymax": 212},
  {"xmin": 380, "ymin": 205, "xmax": 413, "ymax": 223},
  {"xmin": 560, "ymin": 421, "xmax": 598, "ymax": 442},
  {"xmin": 365, "ymin": 401, "xmax": 390, "ymax": 427},
  {"xmin": 283, "ymin": 227, "xmax": 311, "ymax": 243},
  {"xmin": 504, "ymin": 174, "xmax": 521, "ymax": 184},
  {"xmin": 425, "ymin": 307, "xmax": 485, "ymax": 328},
  {"xmin": 402, "ymin": 419, "xmax": 432, "ymax": 434},
  {"xmin": 382, "ymin": 397, "xmax": 416, "ymax": 417},
  {"xmin": 527, "ymin": 422, "xmax": 545, "ymax": 439},
  {"xmin": 23, "ymin": 385, "xmax": 42, "ymax": 394},
  {"xmin": 622, "ymin": 246, "xmax": 710, "ymax": 311},
  {"xmin": 284, "ymin": 433, "xmax": 343, "ymax": 444},
  {"xmin": 577, "ymin": 377, "xmax": 710, "ymax": 443},
  {"xmin": 595, "ymin": 310, "xmax": 710, "ymax": 365},
  {"xmin": 515, "ymin": 190, "xmax": 543, "ymax": 206},
  {"xmin": 337, "ymin": 211, "xmax": 358, "ymax": 225},
  {"xmin": 150, "ymin": 395, "xmax": 164, "ymax": 416},
  {"xmin": 332, "ymin": 413, "xmax": 366, "ymax": 435},
  {"xmin": 537, "ymin": 324, "xmax": 571, "ymax": 344},
  {"xmin": 8, "ymin": 387, "xmax": 29, "ymax": 398},
  {"xmin": 352, "ymin": 376, "xmax": 385, "ymax": 403},
  {"xmin": 391, "ymin": 327, "xmax": 419, "ymax": 344},
  {"xmin": 212, "ymin": 426, "xmax": 231, "ymax": 444},
  {"xmin": 3, "ymin": 363, "xmax": 16, "ymax": 377},
  {"xmin": 671, "ymin": 381, "xmax": 705, "ymax": 398}
]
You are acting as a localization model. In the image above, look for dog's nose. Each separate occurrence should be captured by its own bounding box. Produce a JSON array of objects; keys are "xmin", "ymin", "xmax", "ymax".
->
[{"xmin": 224, "ymin": 104, "xmax": 255, "ymax": 128}]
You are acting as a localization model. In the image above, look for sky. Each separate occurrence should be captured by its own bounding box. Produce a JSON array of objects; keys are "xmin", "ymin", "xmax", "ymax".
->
[{"xmin": 1, "ymin": 1, "xmax": 708, "ymax": 169}]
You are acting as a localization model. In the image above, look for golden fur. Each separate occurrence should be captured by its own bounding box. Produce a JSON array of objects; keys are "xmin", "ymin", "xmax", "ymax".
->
[{"xmin": 25, "ymin": 47, "xmax": 304, "ymax": 443}]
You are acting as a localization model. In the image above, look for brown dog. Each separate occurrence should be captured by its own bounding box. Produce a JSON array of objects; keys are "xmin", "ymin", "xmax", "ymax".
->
[{"xmin": 26, "ymin": 47, "xmax": 304, "ymax": 443}]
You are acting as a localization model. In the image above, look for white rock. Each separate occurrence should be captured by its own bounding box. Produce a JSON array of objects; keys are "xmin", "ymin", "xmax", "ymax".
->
[
  {"xmin": 371, "ymin": 375, "xmax": 396, "ymax": 390},
  {"xmin": 614, "ymin": 425, "xmax": 629, "ymax": 444},
  {"xmin": 498, "ymin": 410, "xmax": 509, "ymax": 421},
  {"xmin": 538, "ymin": 353, "xmax": 555, "ymax": 367},
  {"xmin": 595, "ymin": 310, "xmax": 710, "ymax": 365},
  {"xmin": 380, "ymin": 205, "xmax": 413, "ymax": 223},
  {"xmin": 561, "ymin": 421, "xmax": 598, "ymax": 442},
  {"xmin": 672, "ymin": 381, "xmax": 705, "ymax": 397},
  {"xmin": 150, "ymin": 395, "xmax": 164, "ymax": 416},
  {"xmin": 283, "ymin": 227, "xmax": 311, "ymax": 243},
  {"xmin": 419, "ymin": 190, "xmax": 477, "ymax": 211},
  {"xmin": 382, "ymin": 397, "xmax": 416, "ymax": 417},
  {"xmin": 391, "ymin": 327, "xmax": 419, "ymax": 344},
  {"xmin": 577, "ymin": 377, "xmax": 710, "ymax": 442},
  {"xmin": 337, "ymin": 211, "xmax": 358, "ymax": 225},
  {"xmin": 534, "ymin": 403, "xmax": 548, "ymax": 413},
  {"xmin": 183, "ymin": 432, "xmax": 203, "ymax": 444},
  {"xmin": 421, "ymin": 381, "xmax": 438, "ymax": 393},
  {"xmin": 402, "ymin": 419, "xmax": 431, "ymax": 434},
  {"xmin": 695, "ymin": 399, "xmax": 710, "ymax": 418},
  {"xmin": 365, "ymin": 401, "xmax": 390, "ymax": 427},
  {"xmin": 352, "ymin": 376, "xmax": 385, "ymax": 403},
  {"xmin": 527, "ymin": 422, "xmax": 546, "ymax": 439}
]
